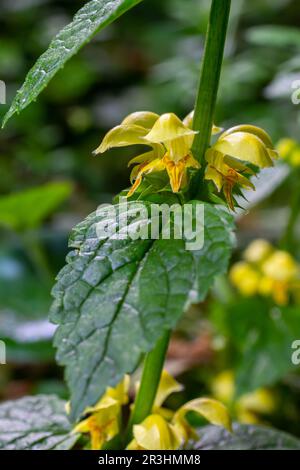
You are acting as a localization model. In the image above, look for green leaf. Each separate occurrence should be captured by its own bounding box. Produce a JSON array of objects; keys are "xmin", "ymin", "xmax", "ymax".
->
[
  {"xmin": 196, "ymin": 423, "xmax": 300, "ymax": 450},
  {"xmin": 2, "ymin": 0, "xmax": 143, "ymax": 126},
  {"xmin": 50, "ymin": 201, "xmax": 234, "ymax": 420},
  {"xmin": 0, "ymin": 395, "xmax": 78, "ymax": 450},
  {"xmin": 219, "ymin": 298, "xmax": 300, "ymax": 395},
  {"xmin": 0, "ymin": 181, "xmax": 72, "ymax": 231}
]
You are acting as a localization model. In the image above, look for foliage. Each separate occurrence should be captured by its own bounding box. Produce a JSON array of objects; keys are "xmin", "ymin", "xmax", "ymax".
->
[
  {"xmin": 0, "ymin": 395, "xmax": 77, "ymax": 450},
  {"xmin": 0, "ymin": 0, "xmax": 300, "ymax": 452},
  {"xmin": 50, "ymin": 201, "xmax": 234, "ymax": 420},
  {"xmin": 196, "ymin": 423, "xmax": 300, "ymax": 450},
  {"xmin": 0, "ymin": 181, "xmax": 72, "ymax": 232}
]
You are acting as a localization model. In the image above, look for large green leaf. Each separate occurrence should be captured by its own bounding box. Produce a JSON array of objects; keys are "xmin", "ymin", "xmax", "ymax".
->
[
  {"xmin": 2, "ymin": 0, "xmax": 143, "ymax": 126},
  {"xmin": 50, "ymin": 201, "xmax": 234, "ymax": 420},
  {"xmin": 196, "ymin": 423, "xmax": 300, "ymax": 450},
  {"xmin": 0, "ymin": 181, "xmax": 72, "ymax": 231},
  {"xmin": 0, "ymin": 395, "xmax": 77, "ymax": 450}
]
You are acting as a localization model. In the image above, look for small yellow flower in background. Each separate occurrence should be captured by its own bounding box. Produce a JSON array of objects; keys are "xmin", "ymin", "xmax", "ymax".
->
[
  {"xmin": 205, "ymin": 125, "xmax": 278, "ymax": 209},
  {"xmin": 211, "ymin": 370, "xmax": 276, "ymax": 425},
  {"xmin": 127, "ymin": 370, "xmax": 231, "ymax": 450},
  {"xmin": 229, "ymin": 239, "xmax": 300, "ymax": 305},
  {"xmin": 72, "ymin": 376, "xmax": 130, "ymax": 450},
  {"xmin": 229, "ymin": 261, "xmax": 261, "ymax": 296},
  {"xmin": 262, "ymin": 251, "xmax": 299, "ymax": 282},
  {"xmin": 277, "ymin": 138, "xmax": 300, "ymax": 167},
  {"xmin": 243, "ymin": 239, "xmax": 273, "ymax": 264}
]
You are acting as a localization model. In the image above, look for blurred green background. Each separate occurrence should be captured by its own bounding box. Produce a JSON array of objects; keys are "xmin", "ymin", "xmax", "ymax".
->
[{"xmin": 0, "ymin": 0, "xmax": 299, "ymax": 436}]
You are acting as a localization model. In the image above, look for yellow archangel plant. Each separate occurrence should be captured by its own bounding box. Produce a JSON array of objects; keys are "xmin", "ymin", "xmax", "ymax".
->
[
  {"xmin": 204, "ymin": 125, "xmax": 278, "ymax": 209},
  {"xmin": 211, "ymin": 370, "xmax": 276, "ymax": 425},
  {"xmin": 276, "ymin": 138, "xmax": 300, "ymax": 167},
  {"xmin": 229, "ymin": 239, "xmax": 300, "ymax": 305},
  {"xmin": 72, "ymin": 376, "xmax": 130, "ymax": 450},
  {"xmin": 95, "ymin": 113, "xmax": 278, "ymax": 210},
  {"xmin": 72, "ymin": 370, "xmax": 231, "ymax": 450}
]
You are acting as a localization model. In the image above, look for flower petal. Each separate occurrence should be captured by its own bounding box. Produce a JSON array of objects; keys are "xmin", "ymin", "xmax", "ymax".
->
[
  {"xmin": 174, "ymin": 398, "xmax": 232, "ymax": 433},
  {"xmin": 165, "ymin": 135, "xmax": 195, "ymax": 161},
  {"xmin": 220, "ymin": 125, "xmax": 274, "ymax": 149},
  {"xmin": 183, "ymin": 110, "xmax": 222, "ymax": 134},
  {"xmin": 205, "ymin": 164, "xmax": 223, "ymax": 191},
  {"xmin": 122, "ymin": 111, "xmax": 160, "ymax": 129},
  {"xmin": 129, "ymin": 414, "xmax": 181, "ymax": 450},
  {"xmin": 154, "ymin": 370, "xmax": 184, "ymax": 409},
  {"xmin": 127, "ymin": 158, "xmax": 166, "ymax": 197},
  {"xmin": 185, "ymin": 154, "xmax": 201, "ymax": 169},
  {"xmin": 214, "ymin": 132, "xmax": 274, "ymax": 168},
  {"xmin": 128, "ymin": 148, "xmax": 165, "ymax": 168},
  {"xmin": 94, "ymin": 124, "xmax": 148, "ymax": 154},
  {"xmin": 145, "ymin": 113, "xmax": 196, "ymax": 143},
  {"xmin": 163, "ymin": 155, "xmax": 187, "ymax": 192},
  {"xmin": 182, "ymin": 110, "xmax": 194, "ymax": 128}
]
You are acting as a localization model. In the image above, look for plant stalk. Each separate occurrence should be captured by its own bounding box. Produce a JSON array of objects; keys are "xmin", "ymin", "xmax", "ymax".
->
[
  {"xmin": 192, "ymin": 0, "xmax": 231, "ymax": 167},
  {"xmin": 125, "ymin": 0, "xmax": 232, "ymax": 447},
  {"xmin": 125, "ymin": 330, "xmax": 170, "ymax": 444}
]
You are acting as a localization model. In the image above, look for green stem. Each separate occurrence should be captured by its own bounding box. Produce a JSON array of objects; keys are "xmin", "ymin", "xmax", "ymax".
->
[
  {"xmin": 124, "ymin": 0, "xmax": 232, "ymax": 448},
  {"xmin": 125, "ymin": 330, "xmax": 170, "ymax": 444},
  {"xmin": 192, "ymin": 0, "xmax": 231, "ymax": 178}
]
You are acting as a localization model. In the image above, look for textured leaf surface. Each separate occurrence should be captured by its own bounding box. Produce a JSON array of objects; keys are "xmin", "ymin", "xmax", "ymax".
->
[
  {"xmin": 50, "ymin": 201, "xmax": 234, "ymax": 420},
  {"xmin": 196, "ymin": 423, "xmax": 300, "ymax": 450},
  {"xmin": 0, "ymin": 395, "xmax": 77, "ymax": 450},
  {"xmin": 0, "ymin": 181, "xmax": 72, "ymax": 231},
  {"xmin": 2, "ymin": 0, "xmax": 143, "ymax": 126}
]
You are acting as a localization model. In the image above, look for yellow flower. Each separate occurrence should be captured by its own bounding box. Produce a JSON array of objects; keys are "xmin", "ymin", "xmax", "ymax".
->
[
  {"xmin": 211, "ymin": 370, "xmax": 276, "ymax": 425},
  {"xmin": 128, "ymin": 370, "xmax": 231, "ymax": 450},
  {"xmin": 230, "ymin": 239, "xmax": 300, "ymax": 306},
  {"xmin": 127, "ymin": 398, "xmax": 231, "ymax": 450},
  {"xmin": 73, "ymin": 376, "xmax": 129, "ymax": 450},
  {"xmin": 259, "ymin": 251, "xmax": 300, "ymax": 305},
  {"xmin": 205, "ymin": 125, "xmax": 278, "ymax": 209},
  {"xmin": 152, "ymin": 369, "xmax": 184, "ymax": 416},
  {"xmin": 229, "ymin": 261, "xmax": 261, "ymax": 296},
  {"xmin": 243, "ymin": 239, "xmax": 273, "ymax": 264},
  {"xmin": 277, "ymin": 138, "xmax": 300, "ymax": 167},
  {"xmin": 127, "ymin": 414, "xmax": 182, "ymax": 450},
  {"xmin": 262, "ymin": 251, "xmax": 299, "ymax": 282},
  {"xmin": 94, "ymin": 110, "xmax": 222, "ymax": 196}
]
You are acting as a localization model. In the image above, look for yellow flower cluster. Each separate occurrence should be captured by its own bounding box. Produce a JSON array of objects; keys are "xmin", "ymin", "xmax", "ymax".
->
[
  {"xmin": 73, "ymin": 376, "xmax": 130, "ymax": 450},
  {"xmin": 72, "ymin": 370, "xmax": 231, "ymax": 450},
  {"xmin": 211, "ymin": 370, "xmax": 276, "ymax": 424},
  {"xmin": 277, "ymin": 138, "xmax": 300, "ymax": 167},
  {"xmin": 229, "ymin": 239, "xmax": 300, "ymax": 305},
  {"xmin": 205, "ymin": 124, "xmax": 278, "ymax": 209},
  {"xmin": 95, "ymin": 111, "xmax": 278, "ymax": 209}
]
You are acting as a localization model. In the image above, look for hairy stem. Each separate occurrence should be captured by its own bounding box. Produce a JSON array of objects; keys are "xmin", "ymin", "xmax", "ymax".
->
[
  {"xmin": 192, "ymin": 0, "xmax": 231, "ymax": 168},
  {"xmin": 125, "ymin": 0, "xmax": 232, "ymax": 447},
  {"xmin": 125, "ymin": 330, "xmax": 170, "ymax": 444}
]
